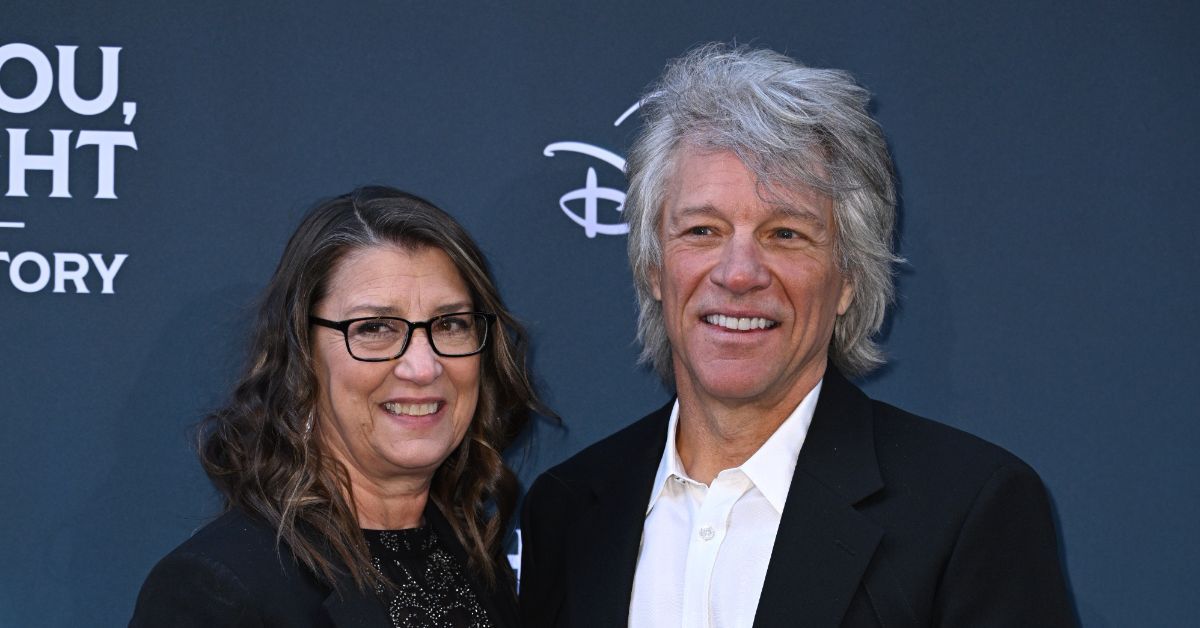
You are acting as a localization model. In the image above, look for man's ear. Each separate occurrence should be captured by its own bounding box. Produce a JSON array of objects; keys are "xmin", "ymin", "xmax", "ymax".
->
[
  {"xmin": 837, "ymin": 277, "xmax": 854, "ymax": 316},
  {"xmin": 649, "ymin": 266, "xmax": 662, "ymax": 301}
]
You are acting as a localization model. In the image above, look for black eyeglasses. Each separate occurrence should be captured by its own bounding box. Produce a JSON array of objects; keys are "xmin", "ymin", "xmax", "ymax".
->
[{"xmin": 310, "ymin": 312, "xmax": 495, "ymax": 361}]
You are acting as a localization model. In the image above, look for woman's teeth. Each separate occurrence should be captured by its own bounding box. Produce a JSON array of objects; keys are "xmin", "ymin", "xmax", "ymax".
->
[{"xmin": 383, "ymin": 402, "xmax": 438, "ymax": 416}]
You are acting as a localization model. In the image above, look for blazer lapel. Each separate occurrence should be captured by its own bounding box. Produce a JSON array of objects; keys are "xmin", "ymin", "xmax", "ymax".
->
[
  {"xmin": 753, "ymin": 368, "xmax": 885, "ymax": 628},
  {"xmin": 322, "ymin": 576, "xmax": 392, "ymax": 628},
  {"xmin": 567, "ymin": 403, "xmax": 672, "ymax": 628}
]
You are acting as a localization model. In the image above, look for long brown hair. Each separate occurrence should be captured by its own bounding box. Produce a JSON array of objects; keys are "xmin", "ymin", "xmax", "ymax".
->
[{"xmin": 199, "ymin": 186, "xmax": 542, "ymax": 591}]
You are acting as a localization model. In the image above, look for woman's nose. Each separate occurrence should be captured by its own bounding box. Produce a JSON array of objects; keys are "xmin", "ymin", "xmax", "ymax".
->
[{"xmin": 392, "ymin": 330, "xmax": 443, "ymax": 384}]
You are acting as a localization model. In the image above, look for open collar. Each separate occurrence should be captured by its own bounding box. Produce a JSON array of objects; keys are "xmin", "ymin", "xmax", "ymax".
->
[
  {"xmin": 565, "ymin": 368, "xmax": 888, "ymax": 628},
  {"xmin": 645, "ymin": 381, "xmax": 822, "ymax": 516}
]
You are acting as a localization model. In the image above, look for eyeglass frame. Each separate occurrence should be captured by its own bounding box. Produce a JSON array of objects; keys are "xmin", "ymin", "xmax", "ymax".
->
[{"xmin": 309, "ymin": 311, "xmax": 496, "ymax": 362}]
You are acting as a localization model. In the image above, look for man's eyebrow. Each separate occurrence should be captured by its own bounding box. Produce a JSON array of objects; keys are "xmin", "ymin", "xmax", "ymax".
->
[
  {"xmin": 671, "ymin": 203, "xmax": 828, "ymax": 228},
  {"xmin": 672, "ymin": 204, "xmax": 722, "ymax": 220},
  {"xmin": 771, "ymin": 203, "xmax": 828, "ymax": 229}
]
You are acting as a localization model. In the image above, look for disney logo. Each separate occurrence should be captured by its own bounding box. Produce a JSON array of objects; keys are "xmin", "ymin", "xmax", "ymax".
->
[{"xmin": 543, "ymin": 102, "xmax": 640, "ymax": 238}]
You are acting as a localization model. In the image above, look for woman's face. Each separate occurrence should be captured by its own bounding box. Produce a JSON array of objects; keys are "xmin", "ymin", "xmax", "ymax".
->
[{"xmin": 311, "ymin": 244, "xmax": 481, "ymax": 486}]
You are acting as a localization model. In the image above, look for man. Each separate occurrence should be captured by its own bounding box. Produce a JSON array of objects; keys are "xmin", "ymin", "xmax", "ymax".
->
[{"xmin": 520, "ymin": 44, "xmax": 1076, "ymax": 628}]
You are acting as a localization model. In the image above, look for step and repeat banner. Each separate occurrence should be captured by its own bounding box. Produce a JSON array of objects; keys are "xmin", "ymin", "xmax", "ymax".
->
[{"xmin": 2, "ymin": 2, "xmax": 1197, "ymax": 626}]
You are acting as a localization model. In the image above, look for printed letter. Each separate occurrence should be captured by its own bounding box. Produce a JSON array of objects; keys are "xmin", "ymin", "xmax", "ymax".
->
[
  {"xmin": 76, "ymin": 131, "xmax": 137, "ymax": 199},
  {"xmin": 56, "ymin": 46, "xmax": 121, "ymax": 116},
  {"xmin": 7, "ymin": 129, "xmax": 72, "ymax": 198},
  {"xmin": 53, "ymin": 252, "xmax": 90, "ymax": 293},
  {"xmin": 10, "ymin": 251, "xmax": 51, "ymax": 292},
  {"xmin": 0, "ymin": 43, "xmax": 53, "ymax": 114},
  {"xmin": 88, "ymin": 253, "xmax": 127, "ymax": 294}
]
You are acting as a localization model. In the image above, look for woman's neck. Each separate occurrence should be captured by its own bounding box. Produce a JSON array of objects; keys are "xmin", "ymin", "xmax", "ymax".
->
[
  {"xmin": 351, "ymin": 478, "xmax": 430, "ymax": 529},
  {"xmin": 340, "ymin": 463, "xmax": 433, "ymax": 529}
]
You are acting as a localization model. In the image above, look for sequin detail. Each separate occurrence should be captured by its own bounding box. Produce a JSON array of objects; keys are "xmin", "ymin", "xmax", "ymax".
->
[{"xmin": 364, "ymin": 526, "xmax": 493, "ymax": 628}]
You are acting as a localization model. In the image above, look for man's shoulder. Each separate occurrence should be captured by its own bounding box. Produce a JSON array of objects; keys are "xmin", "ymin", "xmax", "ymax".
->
[
  {"xmin": 874, "ymin": 399, "xmax": 1027, "ymax": 465},
  {"xmin": 866, "ymin": 398, "xmax": 1044, "ymax": 500},
  {"xmin": 817, "ymin": 369, "xmax": 1033, "ymax": 478},
  {"xmin": 531, "ymin": 401, "xmax": 671, "ymax": 494}
]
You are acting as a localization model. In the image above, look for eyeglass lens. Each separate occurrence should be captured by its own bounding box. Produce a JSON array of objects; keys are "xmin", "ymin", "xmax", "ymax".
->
[{"xmin": 346, "ymin": 313, "xmax": 486, "ymax": 359}]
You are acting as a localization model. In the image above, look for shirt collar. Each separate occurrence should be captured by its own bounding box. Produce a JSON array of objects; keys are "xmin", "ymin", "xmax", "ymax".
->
[
  {"xmin": 646, "ymin": 400, "xmax": 684, "ymax": 515},
  {"xmin": 740, "ymin": 379, "xmax": 821, "ymax": 513},
  {"xmin": 644, "ymin": 380, "xmax": 823, "ymax": 516}
]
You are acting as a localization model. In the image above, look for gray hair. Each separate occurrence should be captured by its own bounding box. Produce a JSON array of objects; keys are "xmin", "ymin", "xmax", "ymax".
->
[{"xmin": 625, "ymin": 43, "xmax": 902, "ymax": 381}]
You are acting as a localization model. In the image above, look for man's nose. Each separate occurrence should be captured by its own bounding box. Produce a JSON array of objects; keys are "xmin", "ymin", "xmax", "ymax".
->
[
  {"xmin": 392, "ymin": 330, "xmax": 444, "ymax": 385},
  {"xmin": 710, "ymin": 233, "xmax": 771, "ymax": 294}
]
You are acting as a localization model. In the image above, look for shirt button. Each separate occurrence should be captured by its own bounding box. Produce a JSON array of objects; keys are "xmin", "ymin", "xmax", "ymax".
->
[{"xmin": 699, "ymin": 526, "xmax": 715, "ymax": 541}]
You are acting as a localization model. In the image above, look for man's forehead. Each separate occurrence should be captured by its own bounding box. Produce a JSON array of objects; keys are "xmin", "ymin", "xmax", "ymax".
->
[{"xmin": 663, "ymin": 145, "xmax": 833, "ymax": 217}]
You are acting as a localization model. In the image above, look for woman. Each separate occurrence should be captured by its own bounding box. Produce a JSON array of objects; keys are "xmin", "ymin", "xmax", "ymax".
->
[{"xmin": 131, "ymin": 186, "xmax": 542, "ymax": 627}]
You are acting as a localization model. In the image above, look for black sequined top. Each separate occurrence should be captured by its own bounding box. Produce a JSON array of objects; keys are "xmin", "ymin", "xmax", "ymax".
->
[{"xmin": 363, "ymin": 526, "xmax": 494, "ymax": 628}]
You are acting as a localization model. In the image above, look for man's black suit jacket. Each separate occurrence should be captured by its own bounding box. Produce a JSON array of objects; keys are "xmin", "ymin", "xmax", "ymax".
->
[
  {"xmin": 520, "ymin": 368, "xmax": 1076, "ymax": 627},
  {"xmin": 130, "ymin": 502, "xmax": 519, "ymax": 627}
]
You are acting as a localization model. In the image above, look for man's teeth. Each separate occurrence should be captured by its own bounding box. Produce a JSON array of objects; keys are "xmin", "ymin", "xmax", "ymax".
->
[
  {"xmin": 704, "ymin": 314, "xmax": 776, "ymax": 330},
  {"xmin": 383, "ymin": 402, "xmax": 438, "ymax": 416}
]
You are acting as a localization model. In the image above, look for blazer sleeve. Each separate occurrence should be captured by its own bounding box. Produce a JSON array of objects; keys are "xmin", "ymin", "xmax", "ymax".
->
[
  {"xmin": 129, "ymin": 550, "xmax": 263, "ymax": 628},
  {"xmin": 519, "ymin": 471, "xmax": 573, "ymax": 628},
  {"xmin": 934, "ymin": 461, "xmax": 1078, "ymax": 627}
]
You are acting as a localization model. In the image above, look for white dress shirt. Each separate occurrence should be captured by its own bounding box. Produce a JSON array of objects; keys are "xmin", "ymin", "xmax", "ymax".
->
[{"xmin": 628, "ymin": 380, "xmax": 822, "ymax": 628}]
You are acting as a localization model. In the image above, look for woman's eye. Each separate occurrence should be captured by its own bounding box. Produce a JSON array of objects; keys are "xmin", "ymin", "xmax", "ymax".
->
[
  {"xmin": 354, "ymin": 321, "xmax": 398, "ymax": 336},
  {"xmin": 435, "ymin": 315, "xmax": 471, "ymax": 333},
  {"xmin": 776, "ymin": 228, "xmax": 798, "ymax": 239},
  {"xmin": 687, "ymin": 226, "xmax": 713, "ymax": 236}
]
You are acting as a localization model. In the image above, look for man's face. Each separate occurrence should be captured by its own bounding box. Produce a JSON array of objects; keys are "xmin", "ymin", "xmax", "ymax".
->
[{"xmin": 651, "ymin": 148, "xmax": 853, "ymax": 412}]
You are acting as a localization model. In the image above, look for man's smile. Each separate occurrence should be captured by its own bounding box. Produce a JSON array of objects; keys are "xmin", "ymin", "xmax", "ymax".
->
[{"xmin": 702, "ymin": 313, "xmax": 779, "ymax": 331}]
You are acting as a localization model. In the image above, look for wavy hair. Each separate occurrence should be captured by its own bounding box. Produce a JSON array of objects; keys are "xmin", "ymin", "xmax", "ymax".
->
[
  {"xmin": 626, "ymin": 43, "xmax": 903, "ymax": 379},
  {"xmin": 199, "ymin": 186, "xmax": 541, "ymax": 591}
]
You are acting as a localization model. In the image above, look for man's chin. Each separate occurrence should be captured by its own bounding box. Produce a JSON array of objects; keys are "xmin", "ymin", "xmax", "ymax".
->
[{"xmin": 685, "ymin": 371, "xmax": 779, "ymax": 406}]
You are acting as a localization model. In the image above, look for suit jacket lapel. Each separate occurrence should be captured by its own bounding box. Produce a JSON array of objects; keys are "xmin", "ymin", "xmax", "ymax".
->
[
  {"xmin": 754, "ymin": 368, "xmax": 885, "ymax": 628},
  {"xmin": 568, "ymin": 403, "xmax": 672, "ymax": 628}
]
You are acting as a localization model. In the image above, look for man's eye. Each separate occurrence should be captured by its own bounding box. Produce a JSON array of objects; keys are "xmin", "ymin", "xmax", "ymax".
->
[
  {"xmin": 687, "ymin": 226, "xmax": 713, "ymax": 236},
  {"xmin": 776, "ymin": 228, "xmax": 798, "ymax": 239}
]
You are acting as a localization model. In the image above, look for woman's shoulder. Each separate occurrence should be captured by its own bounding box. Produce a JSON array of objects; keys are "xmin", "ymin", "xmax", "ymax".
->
[
  {"xmin": 168, "ymin": 509, "xmax": 282, "ymax": 563},
  {"xmin": 129, "ymin": 509, "xmax": 330, "ymax": 627}
]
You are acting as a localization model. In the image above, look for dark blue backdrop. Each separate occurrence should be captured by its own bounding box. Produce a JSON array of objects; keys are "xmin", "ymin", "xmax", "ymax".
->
[{"xmin": 2, "ymin": 2, "xmax": 1197, "ymax": 626}]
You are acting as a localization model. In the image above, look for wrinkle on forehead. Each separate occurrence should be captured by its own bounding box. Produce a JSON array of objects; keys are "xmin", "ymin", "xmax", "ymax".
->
[
  {"xmin": 664, "ymin": 148, "xmax": 834, "ymax": 235},
  {"xmin": 320, "ymin": 244, "xmax": 472, "ymax": 319},
  {"xmin": 681, "ymin": 139, "xmax": 834, "ymax": 196},
  {"xmin": 670, "ymin": 141, "xmax": 831, "ymax": 196}
]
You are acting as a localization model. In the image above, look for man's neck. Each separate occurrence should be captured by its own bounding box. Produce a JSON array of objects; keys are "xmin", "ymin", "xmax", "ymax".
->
[{"xmin": 674, "ymin": 370, "xmax": 824, "ymax": 485}]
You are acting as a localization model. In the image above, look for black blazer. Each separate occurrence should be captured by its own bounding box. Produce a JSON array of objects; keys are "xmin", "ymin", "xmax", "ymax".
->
[
  {"xmin": 130, "ymin": 502, "xmax": 518, "ymax": 627},
  {"xmin": 520, "ymin": 368, "xmax": 1077, "ymax": 627}
]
